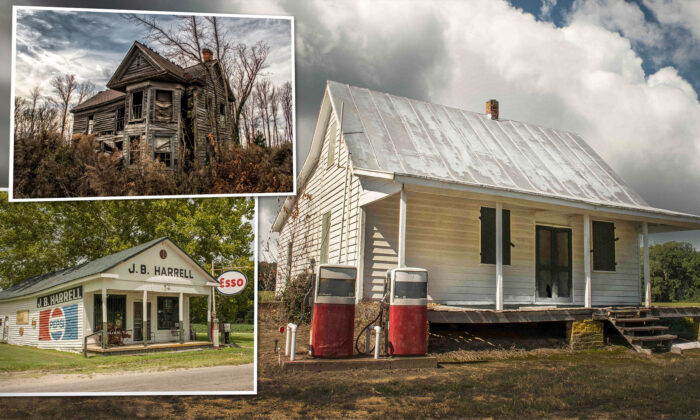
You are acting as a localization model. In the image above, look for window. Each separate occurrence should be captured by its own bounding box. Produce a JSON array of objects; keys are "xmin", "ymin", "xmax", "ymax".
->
[
  {"xmin": 87, "ymin": 115, "xmax": 94, "ymax": 134},
  {"xmin": 155, "ymin": 90, "xmax": 173, "ymax": 121},
  {"xmin": 318, "ymin": 277, "xmax": 355, "ymax": 298},
  {"xmin": 131, "ymin": 91, "xmax": 143, "ymax": 120},
  {"xmin": 157, "ymin": 297, "xmax": 179, "ymax": 330},
  {"xmin": 219, "ymin": 103, "xmax": 225, "ymax": 115},
  {"xmin": 128, "ymin": 135, "xmax": 140, "ymax": 166},
  {"xmin": 320, "ymin": 211, "xmax": 331, "ymax": 264},
  {"xmin": 287, "ymin": 242, "xmax": 293, "ymax": 273},
  {"xmin": 327, "ymin": 121, "xmax": 337, "ymax": 167},
  {"xmin": 480, "ymin": 207, "xmax": 511, "ymax": 265},
  {"xmin": 16, "ymin": 310, "xmax": 28, "ymax": 325},
  {"xmin": 115, "ymin": 140, "xmax": 124, "ymax": 152},
  {"xmin": 593, "ymin": 221, "xmax": 616, "ymax": 271},
  {"xmin": 153, "ymin": 135, "xmax": 173, "ymax": 168},
  {"xmin": 115, "ymin": 107, "xmax": 125, "ymax": 131}
]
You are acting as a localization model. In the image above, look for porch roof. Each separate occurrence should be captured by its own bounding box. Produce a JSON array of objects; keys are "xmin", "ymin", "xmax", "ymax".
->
[{"xmin": 0, "ymin": 237, "xmax": 214, "ymax": 301}]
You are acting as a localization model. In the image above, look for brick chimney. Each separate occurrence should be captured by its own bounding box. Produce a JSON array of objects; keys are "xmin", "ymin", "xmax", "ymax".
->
[
  {"xmin": 202, "ymin": 48, "xmax": 213, "ymax": 62},
  {"xmin": 486, "ymin": 99, "xmax": 499, "ymax": 120}
]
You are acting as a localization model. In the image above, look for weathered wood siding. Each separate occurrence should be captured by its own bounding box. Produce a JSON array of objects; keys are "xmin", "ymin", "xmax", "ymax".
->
[
  {"xmin": 362, "ymin": 189, "xmax": 641, "ymax": 306},
  {"xmin": 0, "ymin": 297, "xmax": 84, "ymax": 352},
  {"xmin": 275, "ymin": 110, "xmax": 362, "ymax": 294},
  {"xmin": 121, "ymin": 52, "xmax": 159, "ymax": 82}
]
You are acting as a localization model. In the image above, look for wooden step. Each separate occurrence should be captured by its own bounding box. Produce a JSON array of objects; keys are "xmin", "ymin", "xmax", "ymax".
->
[
  {"xmin": 612, "ymin": 317, "xmax": 659, "ymax": 323},
  {"xmin": 619, "ymin": 325, "xmax": 669, "ymax": 333},
  {"xmin": 628, "ymin": 334, "xmax": 677, "ymax": 343},
  {"xmin": 608, "ymin": 308, "xmax": 650, "ymax": 316}
]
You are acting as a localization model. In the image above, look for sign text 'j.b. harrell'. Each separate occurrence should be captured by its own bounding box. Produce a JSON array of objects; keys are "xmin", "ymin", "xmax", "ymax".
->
[{"xmin": 128, "ymin": 263, "xmax": 194, "ymax": 279}]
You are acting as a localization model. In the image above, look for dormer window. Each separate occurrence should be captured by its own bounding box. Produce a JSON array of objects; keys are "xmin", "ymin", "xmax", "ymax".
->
[{"xmin": 131, "ymin": 91, "xmax": 143, "ymax": 120}]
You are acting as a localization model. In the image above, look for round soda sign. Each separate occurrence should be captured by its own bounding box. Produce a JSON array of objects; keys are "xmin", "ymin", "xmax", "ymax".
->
[{"xmin": 216, "ymin": 270, "xmax": 248, "ymax": 295}]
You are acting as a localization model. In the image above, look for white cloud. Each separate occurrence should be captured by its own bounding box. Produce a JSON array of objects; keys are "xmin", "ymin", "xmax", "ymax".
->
[
  {"xmin": 539, "ymin": 0, "xmax": 558, "ymax": 20},
  {"xmin": 643, "ymin": 0, "xmax": 700, "ymax": 41},
  {"xmin": 224, "ymin": 0, "xmax": 700, "ymax": 254}
]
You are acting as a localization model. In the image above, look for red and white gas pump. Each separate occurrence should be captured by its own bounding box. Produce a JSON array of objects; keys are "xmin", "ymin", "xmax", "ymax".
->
[
  {"xmin": 310, "ymin": 264, "xmax": 357, "ymax": 358},
  {"xmin": 387, "ymin": 267, "xmax": 429, "ymax": 356}
]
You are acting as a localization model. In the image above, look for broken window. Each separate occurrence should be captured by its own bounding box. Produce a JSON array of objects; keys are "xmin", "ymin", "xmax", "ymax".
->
[
  {"xmin": 87, "ymin": 115, "xmax": 94, "ymax": 134},
  {"xmin": 131, "ymin": 91, "xmax": 143, "ymax": 120},
  {"xmin": 115, "ymin": 107, "xmax": 125, "ymax": 131},
  {"xmin": 155, "ymin": 90, "xmax": 173, "ymax": 121},
  {"xmin": 129, "ymin": 135, "xmax": 140, "ymax": 166},
  {"xmin": 115, "ymin": 140, "xmax": 124, "ymax": 151},
  {"xmin": 153, "ymin": 135, "xmax": 173, "ymax": 168}
]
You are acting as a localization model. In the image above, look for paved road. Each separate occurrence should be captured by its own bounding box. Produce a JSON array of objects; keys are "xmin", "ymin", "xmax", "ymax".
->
[{"xmin": 0, "ymin": 363, "xmax": 255, "ymax": 393}]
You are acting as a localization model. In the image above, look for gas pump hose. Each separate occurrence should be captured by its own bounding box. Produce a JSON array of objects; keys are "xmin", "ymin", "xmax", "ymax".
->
[{"xmin": 354, "ymin": 277, "xmax": 390, "ymax": 355}]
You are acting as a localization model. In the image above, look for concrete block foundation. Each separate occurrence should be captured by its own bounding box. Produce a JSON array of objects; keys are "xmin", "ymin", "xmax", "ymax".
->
[{"xmin": 566, "ymin": 319, "xmax": 604, "ymax": 350}]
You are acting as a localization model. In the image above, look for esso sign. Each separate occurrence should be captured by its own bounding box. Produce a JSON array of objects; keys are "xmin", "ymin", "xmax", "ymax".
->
[{"xmin": 216, "ymin": 270, "xmax": 248, "ymax": 295}]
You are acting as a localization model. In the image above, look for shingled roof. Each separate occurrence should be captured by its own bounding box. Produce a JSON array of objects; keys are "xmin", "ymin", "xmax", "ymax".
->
[
  {"xmin": 72, "ymin": 89, "xmax": 125, "ymax": 113},
  {"xmin": 0, "ymin": 237, "xmax": 168, "ymax": 301}
]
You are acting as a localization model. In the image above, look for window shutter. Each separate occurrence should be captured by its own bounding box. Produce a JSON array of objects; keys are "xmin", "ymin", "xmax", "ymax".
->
[
  {"xmin": 320, "ymin": 212, "xmax": 331, "ymax": 264},
  {"xmin": 480, "ymin": 207, "xmax": 511, "ymax": 265},
  {"xmin": 592, "ymin": 221, "xmax": 616, "ymax": 271}
]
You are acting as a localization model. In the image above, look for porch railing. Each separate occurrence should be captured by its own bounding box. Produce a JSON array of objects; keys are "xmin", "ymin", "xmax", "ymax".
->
[{"xmin": 83, "ymin": 331, "xmax": 103, "ymax": 358}]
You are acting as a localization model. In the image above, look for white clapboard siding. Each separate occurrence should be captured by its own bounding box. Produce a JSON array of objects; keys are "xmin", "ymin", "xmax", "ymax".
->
[
  {"xmin": 276, "ymin": 110, "xmax": 362, "ymax": 293},
  {"xmin": 0, "ymin": 297, "xmax": 84, "ymax": 352},
  {"xmin": 362, "ymin": 189, "xmax": 642, "ymax": 306}
]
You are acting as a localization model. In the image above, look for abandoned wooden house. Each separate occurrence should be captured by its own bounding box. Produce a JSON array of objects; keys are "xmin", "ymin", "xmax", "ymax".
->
[
  {"xmin": 0, "ymin": 237, "xmax": 219, "ymax": 355},
  {"xmin": 273, "ymin": 81, "xmax": 700, "ymax": 351},
  {"xmin": 71, "ymin": 41, "xmax": 234, "ymax": 169}
]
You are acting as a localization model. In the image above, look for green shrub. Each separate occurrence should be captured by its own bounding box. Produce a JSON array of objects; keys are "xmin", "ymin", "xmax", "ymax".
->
[{"xmin": 281, "ymin": 270, "xmax": 314, "ymax": 324}]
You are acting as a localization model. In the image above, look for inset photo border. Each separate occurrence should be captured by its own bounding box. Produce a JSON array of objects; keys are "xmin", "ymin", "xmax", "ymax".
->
[
  {"xmin": 9, "ymin": 6, "xmax": 296, "ymax": 202},
  {"xmin": 0, "ymin": 187, "xmax": 258, "ymax": 396}
]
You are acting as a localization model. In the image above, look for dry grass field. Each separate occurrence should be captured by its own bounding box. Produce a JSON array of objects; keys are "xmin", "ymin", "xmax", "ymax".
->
[{"xmin": 2, "ymin": 303, "xmax": 699, "ymax": 419}]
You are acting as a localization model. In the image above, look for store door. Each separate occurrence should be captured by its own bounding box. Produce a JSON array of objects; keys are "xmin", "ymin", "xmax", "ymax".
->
[{"xmin": 133, "ymin": 302, "xmax": 152, "ymax": 342}]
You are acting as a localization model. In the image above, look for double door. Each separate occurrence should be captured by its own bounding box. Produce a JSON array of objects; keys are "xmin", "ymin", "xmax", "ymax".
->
[{"xmin": 536, "ymin": 226, "xmax": 572, "ymax": 302}]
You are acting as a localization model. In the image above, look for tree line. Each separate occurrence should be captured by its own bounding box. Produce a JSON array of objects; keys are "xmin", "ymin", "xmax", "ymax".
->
[
  {"xmin": 646, "ymin": 241, "xmax": 700, "ymax": 302},
  {"xmin": 0, "ymin": 193, "xmax": 255, "ymax": 323}
]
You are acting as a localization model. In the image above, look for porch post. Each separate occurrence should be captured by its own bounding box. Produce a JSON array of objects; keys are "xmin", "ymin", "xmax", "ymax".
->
[
  {"xmin": 643, "ymin": 222, "xmax": 651, "ymax": 308},
  {"xmin": 142, "ymin": 289, "xmax": 148, "ymax": 347},
  {"xmin": 398, "ymin": 186, "xmax": 407, "ymax": 268},
  {"xmin": 101, "ymin": 286, "xmax": 107, "ymax": 349},
  {"xmin": 179, "ymin": 292, "xmax": 184, "ymax": 344},
  {"xmin": 584, "ymin": 214, "xmax": 592, "ymax": 308},
  {"xmin": 495, "ymin": 202, "xmax": 504, "ymax": 311},
  {"xmin": 207, "ymin": 290, "xmax": 212, "ymax": 341}
]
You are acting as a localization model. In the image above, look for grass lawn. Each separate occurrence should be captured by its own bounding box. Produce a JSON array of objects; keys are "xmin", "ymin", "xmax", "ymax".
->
[
  {"xmin": 654, "ymin": 301, "xmax": 700, "ymax": 307},
  {"xmin": 190, "ymin": 322, "xmax": 253, "ymax": 341},
  {"xmin": 259, "ymin": 290, "xmax": 277, "ymax": 302},
  {"xmin": 0, "ymin": 328, "xmax": 254, "ymax": 376}
]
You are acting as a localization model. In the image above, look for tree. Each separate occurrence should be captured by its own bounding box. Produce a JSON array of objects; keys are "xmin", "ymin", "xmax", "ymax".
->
[
  {"xmin": 231, "ymin": 41, "xmax": 269, "ymax": 145},
  {"xmin": 645, "ymin": 241, "xmax": 700, "ymax": 302},
  {"xmin": 75, "ymin": 80, "xmax": 96, "ymax": 105},
  {"xmin": 281, "ymin": 81, "xmax": 293, "ymax": 143},
  {"xmin": 51, "ymin": 73, "xmax": 77, "ymax": 141}
]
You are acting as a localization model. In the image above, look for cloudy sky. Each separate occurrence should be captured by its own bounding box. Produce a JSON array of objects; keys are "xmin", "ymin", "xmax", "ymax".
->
[
  {"xmin": 0, "ymin": 0, "xmax": 698, "ymax": 261},
  {"xmin": 12, "ymin": 8, "xmax": 292, "ymax": 99}
]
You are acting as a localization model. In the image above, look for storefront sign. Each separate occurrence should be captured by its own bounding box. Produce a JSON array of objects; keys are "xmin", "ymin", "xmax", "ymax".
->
[
  {"xmin": 128, "ymin": 263, "xmax": 194, "ymax": 279},
  {"xmin": 216, "ymin": 271, "xmax": 248, "ymax": 296},
  {"xmin": 37, "ymin": 286, "xmax": 82, "ymax": 309}
]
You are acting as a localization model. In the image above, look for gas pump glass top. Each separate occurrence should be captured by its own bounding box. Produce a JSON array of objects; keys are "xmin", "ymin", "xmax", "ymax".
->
[{"xmin": 316, "ymin": 265, "xmax": 356, "ymax": 300}]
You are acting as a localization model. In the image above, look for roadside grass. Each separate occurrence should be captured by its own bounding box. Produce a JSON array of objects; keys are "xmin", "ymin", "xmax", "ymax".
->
[
  {"xmin": 191, "ymin": 322, "xmax": 254, "ymax": 341},
  {"xmin": 259, "ymin": 290, "xmax": 277, "ymax": 302},
  {"xmin": 0, "ymin": 329, "xmax": 254, "ymax": 376}
]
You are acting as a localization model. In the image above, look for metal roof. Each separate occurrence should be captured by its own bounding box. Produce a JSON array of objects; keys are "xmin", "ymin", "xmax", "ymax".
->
[
  {"xmin": 327, "ymin": 81, "xmax": 650, "ymax": 209},
  {"xmin": 0, "ymin": 237, "xmax": 168, "ymax": 301}
]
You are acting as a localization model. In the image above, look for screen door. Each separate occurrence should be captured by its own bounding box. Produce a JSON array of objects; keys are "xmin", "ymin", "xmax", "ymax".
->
[{"xmin": 536, "ymin": 226, "xmax": 572, "ymax": 301}]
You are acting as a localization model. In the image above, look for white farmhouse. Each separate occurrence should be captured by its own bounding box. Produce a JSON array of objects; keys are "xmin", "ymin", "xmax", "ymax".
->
[{"xmin": 273, "ymin": 81, "xmax": 700, "ymax": 316}]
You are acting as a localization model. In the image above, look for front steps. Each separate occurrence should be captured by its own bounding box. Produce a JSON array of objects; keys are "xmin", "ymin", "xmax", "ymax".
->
[{"xmin": 607, "ymin": 308, "xmax": 676, "ymax": 354}]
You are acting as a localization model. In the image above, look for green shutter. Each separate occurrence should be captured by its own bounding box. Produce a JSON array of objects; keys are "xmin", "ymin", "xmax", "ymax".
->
[
  {"xmin": 327, "ymin": 121, "xmax": 337, "ymax": 167},
  {"xmin": 480, "ymin": 207, "xmax": 511, "ymax": 265},
  {"xmin": 593, "ymin": 221, "xmax": 616, "ymax": 271},
  {"xmin": 320, "ymin": 212, "xmax": 331, "ymax": 264}
]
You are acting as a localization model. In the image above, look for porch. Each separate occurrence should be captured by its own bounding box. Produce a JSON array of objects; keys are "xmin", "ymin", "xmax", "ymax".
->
[
  {"xmin": 85, "ymin": 340, "xmax": 214, "ymax": 356},
  {"xmin": 358, "ymin": 183, "xmax": 700, "ymax": 309}
]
